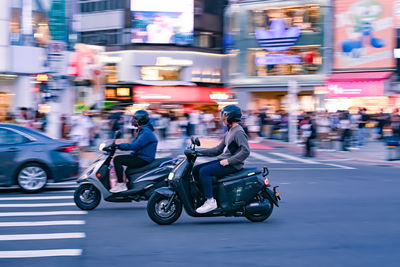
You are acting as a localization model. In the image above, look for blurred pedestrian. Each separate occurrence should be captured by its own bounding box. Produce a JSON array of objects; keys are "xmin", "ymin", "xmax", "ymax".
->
[
  {"xmin": 357, "ymin": 108, "xmax": 369, "ymax": 147},
  {"xmin": 339, "ymin": 111, "xmax": 351, "ymax": 151}
]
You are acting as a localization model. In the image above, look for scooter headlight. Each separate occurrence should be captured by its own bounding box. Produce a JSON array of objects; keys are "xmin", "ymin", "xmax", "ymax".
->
[
  {"xmin": 168, "ymin": 172, "xmax": 175, "ymax": 181},
  {"xmin": 99, "ymin": 142, "xmax": 106, "ymax": 151}
]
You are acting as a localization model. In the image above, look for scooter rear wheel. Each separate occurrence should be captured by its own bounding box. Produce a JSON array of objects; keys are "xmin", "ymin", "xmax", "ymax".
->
[
  {"xmin": 74, "ymin": 184, "xmax": 101, "ymax": 210},
  {"xmin": 244, "ymin": 197, "xmax": 274, "ymax": 222},
  {"xmin": 147, "ymin": 193, "xmax": 182, "ymax": 225}
]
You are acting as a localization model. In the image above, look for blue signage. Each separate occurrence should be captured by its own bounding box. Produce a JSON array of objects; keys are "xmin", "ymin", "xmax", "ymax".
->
[{"xmin": 254, "ymin": 19, "xmax": 301, "ymax": 65}]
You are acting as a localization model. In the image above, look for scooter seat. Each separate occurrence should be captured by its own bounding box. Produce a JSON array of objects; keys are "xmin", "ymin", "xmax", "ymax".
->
[
  {"xmin": 212, "ymin": 168, "xmax": 261, "ymax": 183},
  {"xmin": 125, "ymin": 158, "xmax": 173, "ymax": 176}
]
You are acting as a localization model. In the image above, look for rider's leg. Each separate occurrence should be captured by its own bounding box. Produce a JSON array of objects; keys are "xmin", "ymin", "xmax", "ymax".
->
[
  {"xmin": 196, "ymin": 161, "xmax": 237, "ymax": 213},
  {"xmin": 111, "ymin": 155, "xmax": 148, "ymax": 192}
]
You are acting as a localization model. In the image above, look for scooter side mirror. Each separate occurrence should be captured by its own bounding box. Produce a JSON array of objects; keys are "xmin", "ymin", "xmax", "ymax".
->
[
  {"xmin": 195, "ymin": 137, "xmax": 201, "ymax": 147},
  {"xmin": 191, "ymin": 136, "xmax": 195, "ymax": 145},
  {"xmin": 114, "ymin": 131, "xmax": 122, "ymax": 139}
]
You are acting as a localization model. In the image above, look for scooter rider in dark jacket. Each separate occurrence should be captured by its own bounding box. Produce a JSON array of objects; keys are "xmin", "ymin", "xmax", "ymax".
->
[
  {"xmin": 110, "ymin": 110, "xmax": 158, "ymax": 193},
  {"xmin": 193, "ymin": 105, "xmax": 250, "ymax": 213}
]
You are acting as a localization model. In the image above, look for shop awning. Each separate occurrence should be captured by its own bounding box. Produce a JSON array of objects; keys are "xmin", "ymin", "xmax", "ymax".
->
[{"xmin": 326, "ymin": 72, "xmax": 392, "ymax": 97}]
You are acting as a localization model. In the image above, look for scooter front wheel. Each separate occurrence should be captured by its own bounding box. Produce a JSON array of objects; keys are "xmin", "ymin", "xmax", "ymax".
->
[
  {"xmin": 74, "ymin": 184, "xmax": 101, "ymax": 210},
  {"xmin": 147, "ymin": 193, "xmax": 182, "ymax": 225}
]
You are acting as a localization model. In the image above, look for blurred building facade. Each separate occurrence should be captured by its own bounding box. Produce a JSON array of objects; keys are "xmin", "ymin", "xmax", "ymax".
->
[
  {"xmin": 74, "ymin": 0, "xmax": 232, "ymax": 113},
  {"xmin": 225, "ymin": 0, "xmax": 332, "ymax": 113},
  {"xmin": 0, "ymin": 0, "xmax": 77, "ymax": 122}
]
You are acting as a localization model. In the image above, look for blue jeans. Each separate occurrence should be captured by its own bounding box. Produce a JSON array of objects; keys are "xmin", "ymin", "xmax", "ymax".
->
[
  {"xmin": 192, "ymin": 160, "xmax": 237, "ymax": 199},
  {"xmin": 358, "ymin": 127, "xmax": 367, "ymax": 146}
]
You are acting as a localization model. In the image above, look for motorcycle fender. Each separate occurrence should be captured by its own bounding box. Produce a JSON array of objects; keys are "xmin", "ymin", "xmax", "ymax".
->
[
  {"xmin": 264, "ymin": 188, "xmax": 279, "ymax": 207},
  {"xmin": 154, "ymin": 187, "xmax": 175, "ymax": 198}
]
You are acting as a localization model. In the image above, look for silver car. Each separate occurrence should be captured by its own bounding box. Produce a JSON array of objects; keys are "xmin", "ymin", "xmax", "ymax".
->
[{"xmin": 0, "ymin": 123, "xmax": 80, "ymax": 193}]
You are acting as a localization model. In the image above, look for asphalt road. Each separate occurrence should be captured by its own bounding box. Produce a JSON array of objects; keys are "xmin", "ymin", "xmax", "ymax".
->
[{"xmin": 0, "ymin": 147, "xmax": 399, "ymax": 267}]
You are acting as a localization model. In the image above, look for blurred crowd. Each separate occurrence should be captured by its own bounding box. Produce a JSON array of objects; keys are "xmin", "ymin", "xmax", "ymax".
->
[{"xmin": 3, "ymin": 106, "xmax": 400, "ymax": 156}]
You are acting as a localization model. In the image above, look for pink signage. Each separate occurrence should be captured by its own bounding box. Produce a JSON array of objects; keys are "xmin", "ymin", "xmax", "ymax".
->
[
  {"xmin": 326, "ymin": 81, "xmax": 384, "ymax": 97},
  {"xmin": 326, "ymin": 71, "xmax": 391, "ymax": 97}
]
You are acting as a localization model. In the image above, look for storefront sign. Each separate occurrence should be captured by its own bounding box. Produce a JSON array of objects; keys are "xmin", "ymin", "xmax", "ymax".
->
[
  {"xmin": 255, "ymin": 20, "xmax": 300, "ymax": 52},
  {"xmin": 255, "ymin": 54, "xmax": 301, "ymax": 65},
  {"xmin": 156, "ymin": 57, "xmax": 193, "ymax": 66},
  {"xmin": 134, "ymin": 86, "xmax": 230, "ymax": 103},
  {"xmin": 334, "ymin": 0, "xmax": 395, "ymax": 69},
  {"xmin": 326, "ymin": 81, "xmax": 384, "ymax": 97},
  {"xmin": 116, "ymin": 87, "xmax": 131, "ymax": 97},
  {"xmin": 254, "ymin": 19, "xmax": 301, "ymax": 65}
]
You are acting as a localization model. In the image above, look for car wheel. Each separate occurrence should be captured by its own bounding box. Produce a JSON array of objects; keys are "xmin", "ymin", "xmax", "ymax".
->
[{"xmin": 17, "ymin": 163, "xmax": 48, "ymax": 193}]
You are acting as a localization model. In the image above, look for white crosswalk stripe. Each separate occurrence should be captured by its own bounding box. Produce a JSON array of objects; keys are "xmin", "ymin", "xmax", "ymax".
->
[
  {"xmin": 0, "ymin": 249, "xmax": 82, "ymax": 258},
  {"xmin": 0, "ymin": 220, "xmax": 85, "ymax": 227},
  {"xmin": 270, "ymin": 152, "xmax": 319, "ymax": 164},
  {"xmin": 0, "ymin": 191, "xmax": 86, "ymax": 259},
  {"xmin": 250, "ymin": 152, "xmax": 284, "ymax": 164}
]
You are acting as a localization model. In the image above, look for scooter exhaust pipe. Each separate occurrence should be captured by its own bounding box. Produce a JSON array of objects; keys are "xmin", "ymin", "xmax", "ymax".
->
[{"xmin": 245, "ymin": 199, "xmax": 272, "ymax": 213}]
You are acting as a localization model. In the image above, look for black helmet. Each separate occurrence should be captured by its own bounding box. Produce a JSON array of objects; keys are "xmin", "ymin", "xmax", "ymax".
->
[
  {"xmin": 133, "ymin": 110, "xmax": 149, "ymax": 126},
  {"xmin": 221, "ymin": 105, "xmax": 242, "ymax": 124}
]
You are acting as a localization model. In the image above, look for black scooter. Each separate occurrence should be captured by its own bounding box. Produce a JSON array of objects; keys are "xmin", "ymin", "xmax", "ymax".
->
[
  {"xmin": 146, "ymin": 137, "xmax": 280, "ymax": 225},
  {"xmin": 74, "ymin": 131, "xmax": 178, "ymax": 210}
]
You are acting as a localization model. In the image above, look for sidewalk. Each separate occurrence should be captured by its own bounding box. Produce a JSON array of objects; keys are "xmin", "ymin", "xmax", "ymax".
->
[{"xmin": 260, "ymin": 138, "xmax": 400, "ymax": 166}]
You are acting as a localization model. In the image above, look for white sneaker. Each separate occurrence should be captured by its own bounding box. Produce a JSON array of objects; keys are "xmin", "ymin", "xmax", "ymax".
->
[
  {"xmin": 110, "ymin": 183, "xmax": 128, "ymax": 193},
  {"xmin": 196, "ymin": 198, "xmax": 217, "ymax": 214}
]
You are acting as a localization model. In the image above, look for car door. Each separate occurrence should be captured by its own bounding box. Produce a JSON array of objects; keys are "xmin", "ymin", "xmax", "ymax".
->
[{"xmin": 0, "ymin": 127, "xmax": 31, "ymax": 186}]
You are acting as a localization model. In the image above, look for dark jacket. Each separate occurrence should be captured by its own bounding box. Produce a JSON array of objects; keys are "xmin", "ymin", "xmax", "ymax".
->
[{"xmin": 118, "ymin": 124, "xmax": 158, "ymax": 162}]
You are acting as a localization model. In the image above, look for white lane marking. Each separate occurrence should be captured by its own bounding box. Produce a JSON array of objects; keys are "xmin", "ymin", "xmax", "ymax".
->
[
  {"xmin": 266, "ymin": 168, "xmax": 352, "ymax": 170},
  {"xmin": 0, "ymin": 249, "xmax": 82, "ymax": 258},
  {"xmin": 324, "ymin": 163, "xmax": 356, "ymax": 170},
  {"xmin": 318, "ymin": 158, "xmax": 352, "ymax": 162},
  {"xmin": 280, "ymin": 182, "xmax": 291, "ymax": 185},
  {"xmin": 0, "ymin": 211, "xmax": 87, "ymax": 217},
  {"xmin": 156, "ymin": 152, "xmax": 172, "ymax": 158},
  {"xmin": 250, "ymin": 152, "xmax": 284, "ymax": 164},
  {"xmin": 48, "ymin": 182, "xmax": 77, "ymax": 185},
  {"xmin": 0, "ymin": 220, "xmax": 86, "ymax": 227},
  {"xmin": 271, "ymin": 153, "xmax": 318, "ymax": 164},
  {"xmin": 0, "ymin": 203, "xmax": 75, "ymax": 208},
  {"xmin": 0, "ymin": 196, "xmax": 73, "ymax": 201},
  {"xmin": 0, "ymin": 232, "xmax": 86, "ymax": 241}
]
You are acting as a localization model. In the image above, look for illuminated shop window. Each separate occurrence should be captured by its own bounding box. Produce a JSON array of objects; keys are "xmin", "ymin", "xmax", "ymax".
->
[
  {"xmin": 141, "ymin": 66, "xmax": 182, "ymax": 81},
  {"xmin": 248, "ymin": 4, "xmax": 321, "ymax": 34},
  {"xmin": 9, "ymin": 4, "xmax": 51, "ymax": 47},
  {"xmin": 247, "ymin": 46, "xmax": 322, "ymax": 76},
  {"xmin": 105, "ymin": 64, "xmax": 118, "ymax": 83}
]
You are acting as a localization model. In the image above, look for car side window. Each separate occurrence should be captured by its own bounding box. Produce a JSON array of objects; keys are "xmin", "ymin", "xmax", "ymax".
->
[{"xmin": 0, "ymin": 128, "xmax": 30, "ymax": 145}]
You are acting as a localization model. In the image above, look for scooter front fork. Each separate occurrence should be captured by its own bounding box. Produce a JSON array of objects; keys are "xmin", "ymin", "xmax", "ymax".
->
[{"xmin": 164, "ymin": 192, "xmax": 177, "ymax": 212}]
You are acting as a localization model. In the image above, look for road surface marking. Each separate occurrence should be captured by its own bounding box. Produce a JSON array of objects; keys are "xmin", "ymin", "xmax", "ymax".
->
[
  {"xmin": 0, "ymin": 232, "xmax": 86, "ymax": 241},
  {"xmin": 0, "ymin": 249, "xmax": 82, "ymax": 258},
  {"xmin": 270, "ymin": 153, "xmax": 318, "ymax": 164},
  {"xmin": 0, "ymin": 196, "xmax": 73, "ymax": 201},
  {"xmin": 323, "ymin": 163, "xmax": 356, "ymax": 170},
  {"xmin": 156, "ymin": 152, "xmax": 172, "ymax": 158},
  {"xmin": 267, "ymin": 167, "xmax": 352, "ymax": 170},
  {"xmin": 318, "ymin": 158, "xmax": 352, "ymax": 162},
  {"xmin": 279, "ymin": 182, "xmax": 291, "ymax": 185},
  {"xmin": 250, "ymin": 152, "xmax": 284, "ymax": 164},
  {"xmin": 48, "ymin": 182, "xmax": 77, "ymax": 185},
  {"xmin": 0, "ymin": 211, "xmax": 87, "ymax": 217},
  {"xmin": 0, "ymin": 202, "xmax": 75, "ymax": 208},
  {"xmin": 0, "ymin": 220, "xmax": 86, "ymax": 227}
]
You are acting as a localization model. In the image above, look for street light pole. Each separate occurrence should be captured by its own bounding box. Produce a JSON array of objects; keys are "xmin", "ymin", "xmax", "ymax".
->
[{"xmin": 288, "ymin": 80, "xmax": 298, "ymax": 144}]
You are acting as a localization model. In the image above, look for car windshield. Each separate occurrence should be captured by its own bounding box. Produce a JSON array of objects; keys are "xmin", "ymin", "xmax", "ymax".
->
[{"xmin": 14, "ymin": 126, "xmax": 54, "ymax": 140}]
